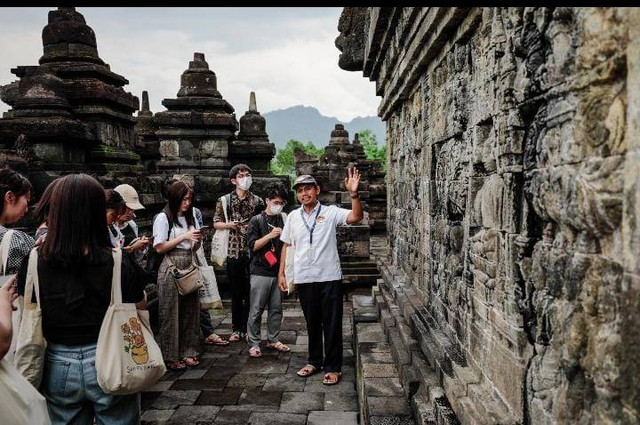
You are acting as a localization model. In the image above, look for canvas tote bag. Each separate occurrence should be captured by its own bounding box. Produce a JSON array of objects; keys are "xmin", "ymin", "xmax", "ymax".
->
[
  {"xmin": 0, "ymin": 358, "xmax": 51, "ymax": 425},
  {"xmin": 283, "ymin": 216, "xmax": 295, "ymax": 295},
  {"xmin": 96, "ymin": 248, "xmax": 166, "ymax": 395},
  {"xmin": 210, "ymin": 194, "xmax": 230, "ymax": 267},
  {"xmin": 195, "ymin": 245, "xmax": 222, "ymax": 309},
  {"xmin": 13, "ymin": 247, "xmax": 46, "ymax": 387},
  {"xmin": 1, "ymin": 230, "xmax": 21, "ymax": 364}
]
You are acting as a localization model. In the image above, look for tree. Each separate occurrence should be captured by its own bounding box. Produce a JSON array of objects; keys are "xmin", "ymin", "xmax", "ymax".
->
[
  {"xmin": 271, "ymin": 139, "xmax": 323, "ymax": 182},
  {"xmin": 358, "ymin": 129, "xmax": 387, "ymax": 169}
]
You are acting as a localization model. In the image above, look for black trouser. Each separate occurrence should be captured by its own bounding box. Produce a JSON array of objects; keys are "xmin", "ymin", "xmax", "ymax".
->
[
  {"xmin": 297, "ymin": 280, "xmax": 343, "ymax": 373},
  {"xmin": 227, "ymin": 255, "xmax": 251, "ymax": 333},
  {"xmin": 200, "ymin": 309, "xmax": 214, "ymax": 337}
]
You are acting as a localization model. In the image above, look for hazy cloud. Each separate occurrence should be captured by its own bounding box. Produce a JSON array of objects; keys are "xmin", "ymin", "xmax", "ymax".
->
[{"xmin": 0, "ymin": 7, "xmax": 379, "ymax": 122}]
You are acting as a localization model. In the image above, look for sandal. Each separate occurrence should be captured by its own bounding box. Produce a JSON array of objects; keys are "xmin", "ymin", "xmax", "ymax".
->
[
  {"xmin": 204, "ymin": 333, "xmax": 229, "ymax": 346},
  {"xmin": 229, "ymin": 332, "xmax": 241, "ymax": 342},
  {"xmin": 266, "ymin": 341, "xmax": 290, "ymax": 353},
  {"xmin": 182, "ymin": 357, "xmax": 200, "ymax": 367},
  {"xmin": 166, "ymin": 360, "xmax": 187, "ymax": 371},
  {"xmin": 296, "ymin": 364, "xmax": 319, "ymax": 378},
  {"xmin": 249, "ymin": 346, "xmax": 262, "ymax": 358},
  {"xmin": 322, "ymin": 372, "xmax": 342, "ymax": 385}
]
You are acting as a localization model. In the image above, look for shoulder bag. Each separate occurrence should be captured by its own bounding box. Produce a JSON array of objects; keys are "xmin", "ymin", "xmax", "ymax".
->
[{"xmin": 166, "ymin": 248, "xmax": 204, "ymax": 296}]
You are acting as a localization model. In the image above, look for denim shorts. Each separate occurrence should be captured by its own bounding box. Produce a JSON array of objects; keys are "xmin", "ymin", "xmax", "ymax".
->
[{"xmin": 43, "ymin": 342, "xmax": 140, "ymax": 425}]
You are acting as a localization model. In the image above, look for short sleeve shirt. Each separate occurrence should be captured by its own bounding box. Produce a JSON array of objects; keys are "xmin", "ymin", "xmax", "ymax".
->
[
  {"xmin": 280, "ymin": 203, "xmax": 350, "ymax": 284},
  {"xmin": 213, "ymin": 192, "xmax": 264, "ymax": 259},
  {"xmin": 152, "ymin": 211, "xmax": 200, "ymax": 250}
]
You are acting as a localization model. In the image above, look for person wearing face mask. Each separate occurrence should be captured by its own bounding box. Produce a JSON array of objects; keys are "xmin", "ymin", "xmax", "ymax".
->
[
  {"xmin": 213, "ymin": 164, "xmax": 264, "ymax": 342},
  {"xmin": 244, "ymin": 183, "xmax": 291, "ymax": 357}
]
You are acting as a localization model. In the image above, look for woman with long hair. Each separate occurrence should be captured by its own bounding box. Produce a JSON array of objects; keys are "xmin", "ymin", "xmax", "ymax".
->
[
  {"xmin": 16, "ymin": 173, "xmax": 146, "ymax": 424},
  {"xmin": 32, "ymin": 178, "xmax": 60, "ymax": 244},
  {"xmin": 153, "ymin": 180, "xmax": 203, "ymax": 370}
]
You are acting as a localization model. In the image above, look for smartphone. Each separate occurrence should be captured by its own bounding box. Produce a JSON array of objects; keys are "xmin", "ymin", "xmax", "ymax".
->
[{"xmin": 199, "ymin": 225, "xmax": 211, "ymax": 231}]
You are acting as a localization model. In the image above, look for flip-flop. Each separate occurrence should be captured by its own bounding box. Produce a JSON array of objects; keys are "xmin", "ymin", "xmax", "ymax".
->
[
  {"xmin": 182, "ymin": 357, "xmax": 200, "ymax": 367},
  {"xmin": 166, "ymin": 361, "xmax": 187, "ymax": 371},
  {"xmin": 296, "ymin": 364, "xmax": 319, "ymax": 378},
  {"xmin": 322, "ymin": 372, "xmax": 342, "ymax": 385},
  {"xmin": 204, "ymin": 333, "xmax": 229, "ymax": 346},
  {"xmin": 249, "ymin": 346, "xmax": 262, "ymax": 358},
  {"xmin": 266, "ymin": 341, "xmax": 290, "ymax": 353}
]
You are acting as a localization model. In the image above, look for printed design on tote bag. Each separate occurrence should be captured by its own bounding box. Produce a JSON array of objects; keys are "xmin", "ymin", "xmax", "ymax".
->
[{"xmin": 121, "ymin": 317, "xmax": 149, "ymax": 365}]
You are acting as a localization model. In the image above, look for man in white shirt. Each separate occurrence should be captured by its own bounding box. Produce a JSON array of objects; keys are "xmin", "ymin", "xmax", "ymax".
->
[{"xmin": 278, "ymin": 168, "xmax": 363, "ymax": 385}]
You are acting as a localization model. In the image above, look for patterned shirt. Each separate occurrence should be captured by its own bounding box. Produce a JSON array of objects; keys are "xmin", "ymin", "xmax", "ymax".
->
[
  {"xmin": 0, "ymin": 226, "xmax": 36, "ymax": 274},
  {"xmin": 213, "ymin": 191, "xmax": 264, "ymax": 259}
]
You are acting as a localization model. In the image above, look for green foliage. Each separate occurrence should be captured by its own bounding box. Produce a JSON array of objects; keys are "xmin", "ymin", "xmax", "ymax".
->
[
  {"xmin": 271, "ymin": 139, "xmax": 323, "ymax": 182},
  {"xmin": 358, "ymin": 129, "xmax": 387, "ymax": 169}
]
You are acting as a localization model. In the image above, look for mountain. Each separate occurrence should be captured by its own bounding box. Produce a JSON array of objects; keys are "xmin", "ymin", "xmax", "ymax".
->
[{"xmin": 263, "ymin": 105, "xmax": 385, "ymax": 149}]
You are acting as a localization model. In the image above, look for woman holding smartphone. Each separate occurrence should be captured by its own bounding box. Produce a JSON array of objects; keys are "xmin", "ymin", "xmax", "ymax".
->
[{"xmin": 153, "ymin": 181, "xmax": 203, "ymax": 370}]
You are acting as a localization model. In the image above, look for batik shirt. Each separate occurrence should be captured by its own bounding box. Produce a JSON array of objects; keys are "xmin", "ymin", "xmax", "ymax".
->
[{"xmin": 213, "ymin": 191, "xmax": 264, "ymax": 259}]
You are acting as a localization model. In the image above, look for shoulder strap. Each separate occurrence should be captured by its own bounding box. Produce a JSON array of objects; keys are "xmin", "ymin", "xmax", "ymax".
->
[
  {"xmin": 222, "ymin": 194, "xmax": 231, "ymax": 222},
  {"xmin": 0, "ymin": 229, "xmax": 15, "ymax": 275},
  {"xmin": 110, "ymin": 248, "xmax": 123, "ymax": 305},
  {"xmin": 23, "ymin": 247, "xmax": 41, "ymax": 310}
]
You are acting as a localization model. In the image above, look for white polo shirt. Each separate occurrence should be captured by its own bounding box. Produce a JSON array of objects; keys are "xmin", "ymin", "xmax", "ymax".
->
[{"xmin": 280, "ymin": 202, "xmax": 350, "ymax": 284}]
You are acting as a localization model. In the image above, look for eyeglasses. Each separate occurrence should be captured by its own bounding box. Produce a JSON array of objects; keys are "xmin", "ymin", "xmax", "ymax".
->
[{"xmin": 270, "ymin": 201, "xmax": 286, "ymax": 206}]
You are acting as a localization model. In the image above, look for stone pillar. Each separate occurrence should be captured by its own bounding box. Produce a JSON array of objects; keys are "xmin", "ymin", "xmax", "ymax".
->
[{"xmin": 134, "ymin": 91, "xmax": 160, "ymax": 174}]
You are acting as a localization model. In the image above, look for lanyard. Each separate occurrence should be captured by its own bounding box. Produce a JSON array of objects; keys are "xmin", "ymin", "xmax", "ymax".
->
[{"xmin": 300, "ymin": 204, "xmax": 321, "ymax": 246}]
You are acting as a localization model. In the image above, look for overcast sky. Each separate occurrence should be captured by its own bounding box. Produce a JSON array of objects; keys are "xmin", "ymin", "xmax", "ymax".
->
[{"xmin": 0, "ymin": 7, "xmax": 378, "ymax": 122}]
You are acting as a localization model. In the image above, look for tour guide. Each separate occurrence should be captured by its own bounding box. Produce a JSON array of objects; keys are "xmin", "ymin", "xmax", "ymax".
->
[{"xmin": 278, "ymin": 167, "xmax": 363, "ymax": 385}]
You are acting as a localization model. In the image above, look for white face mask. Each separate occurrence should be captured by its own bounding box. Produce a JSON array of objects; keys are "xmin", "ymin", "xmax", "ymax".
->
[
  {"xmin": 237, "ymin": 176, "xmax": 252, "ymax": 191},
  {"xmin": 269, "ymin": 203, "xmax": 283, "ymax": 215}
]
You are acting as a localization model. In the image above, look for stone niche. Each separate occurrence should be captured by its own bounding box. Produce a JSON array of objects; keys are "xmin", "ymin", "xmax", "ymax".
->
[
  {"xmin": 338, "ymin": 6, "xmax": 640, "ymax": 425},
  {"xmin": 294, "ymin": 123, "xmax": 386, "ymax": 286}
]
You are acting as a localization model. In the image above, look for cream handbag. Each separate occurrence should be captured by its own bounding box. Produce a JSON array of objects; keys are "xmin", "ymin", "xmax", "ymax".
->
[
  {"xmin": 0, "ymin": 358, "xmax": 51, "ymax": 425},
  {"xmin": 210, "ymin": 195, "xmax": 230, "ymax": 267},
  {"xmin": 13, "ymin": 247, "xmax": 46, "ymax": 388},
  {"xmin": 95, "ymin": 249, "xmax": 166, "ymax": 394}
]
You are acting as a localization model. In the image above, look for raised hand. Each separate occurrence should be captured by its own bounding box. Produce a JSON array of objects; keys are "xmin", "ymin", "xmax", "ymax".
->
[{"xmin": 344, "ymin": 166, "xmax": 361, "ymax": 195}]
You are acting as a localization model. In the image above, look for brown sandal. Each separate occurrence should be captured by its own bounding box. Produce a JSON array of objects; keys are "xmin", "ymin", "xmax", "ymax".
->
[
  {"xmin": 266, "ymin": 341, "xmax": 290, "ymax": 353},
  {"xmin": 322, "ymin": 372, "xmax": 341, "ymax": 385},
  {"xmin": 296, "ymin": 364, "xmax": 319, "ymax": 378},
  {"xmin": 166, "ymin": 361, "xmax": 186, "ymax": 371},
  {"xmin": 204, "ymin": 333, "xmax": 229, "ymax": 346}
]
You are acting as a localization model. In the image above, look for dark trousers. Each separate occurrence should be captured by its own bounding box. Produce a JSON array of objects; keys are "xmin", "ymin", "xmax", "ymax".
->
[
  {"xmin": 200, "ymin": 309, "xmax": 214, "ymax": 337},
  {"xmin": 297, "ymin": 280, "xmax": 343, "ymax": 373},
  {"xmin": 227, "ymin": 256, "xmax": 251, "ymax": 333}
]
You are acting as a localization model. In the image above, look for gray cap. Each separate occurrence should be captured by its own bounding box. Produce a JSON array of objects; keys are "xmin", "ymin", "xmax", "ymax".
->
[{"xmin": 292, "ymin": 174, "xmax": 318, "ymax": 189}]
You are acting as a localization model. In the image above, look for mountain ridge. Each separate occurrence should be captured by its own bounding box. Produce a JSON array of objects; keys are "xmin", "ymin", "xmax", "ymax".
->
[{"xmin": 263, "ymin": 105, "xmax": 385, "ymax": 149}]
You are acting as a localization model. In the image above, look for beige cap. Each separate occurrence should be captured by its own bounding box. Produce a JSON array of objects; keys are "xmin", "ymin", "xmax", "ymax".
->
[{"xmin": 114, "ymin": 184, "xmax": 145, "ymax": 210}]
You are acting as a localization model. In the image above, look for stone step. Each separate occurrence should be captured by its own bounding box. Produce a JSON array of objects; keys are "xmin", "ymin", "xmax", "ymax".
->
[{"xmin": 353, "ymin": 295, "xmax": 380, "ymax": 323}]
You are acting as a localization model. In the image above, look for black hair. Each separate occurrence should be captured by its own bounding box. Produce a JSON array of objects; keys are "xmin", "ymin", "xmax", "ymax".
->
[
  {"xmin": 0, "ymin": 166, "xmax": 33, "ymax": 217},
  {"xmin": 264, "ymin": 183, "xmax": 288, "ymax": 201},
  {"xmin": 162, "ymin": 180, "xmax": 195, "ymax": 229},
  {"xmin": 41, "ymin": 174, "xmax": 110, "ymax": 264},
  {"xmin": 105, "ymin": 189, "xmax": 126, "ymax": 215},
  {"xmin": 32, "ymin": 178, "xmax": 60, "ymax": 226},
  {"xmin": 229, "ymin": 163, "xmax": 252, "ymax": 179}
]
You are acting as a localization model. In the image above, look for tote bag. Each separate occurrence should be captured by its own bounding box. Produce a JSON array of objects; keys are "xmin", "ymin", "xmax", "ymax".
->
[
  {"xmin": 210, "ymin": 195, "xmax": 230, "ymax": 267},
  {"xmin": 1, "ymin": 230, "xmax": 21, "ymax": 364},
  {"xmin": 283, "ymin": 216, "xmax": 295, "ymax": 295},
  {"xmin": 95, "ymin": 248, "xmax": 166, "ymax": 395},
  {"xmin": 195, "ymin": 245, "xmax": 222, "ymax": 309},
  {"xmin": 13, "ymin": 248, "xmax": 46, "ymax": 388},
  {"xmin": 0, "ymin": 358, "xmax": 51, "ymax": 425}
]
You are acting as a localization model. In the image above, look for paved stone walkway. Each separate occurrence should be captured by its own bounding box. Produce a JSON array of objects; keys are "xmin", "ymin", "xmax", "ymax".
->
[{"xmin": 141, "ymin": 298, "xmax": 358, "ymax": 424}]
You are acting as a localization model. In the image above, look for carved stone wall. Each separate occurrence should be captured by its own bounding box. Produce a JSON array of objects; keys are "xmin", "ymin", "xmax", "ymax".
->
[{"xmin": 339, "ymin": 7, "xmax": 639, "ymax": 424}]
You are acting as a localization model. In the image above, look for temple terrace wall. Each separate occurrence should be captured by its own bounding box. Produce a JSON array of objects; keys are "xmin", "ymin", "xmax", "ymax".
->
[{"xmin": 337, "ymin": 7, "xmax": 639, "ymax": 424}]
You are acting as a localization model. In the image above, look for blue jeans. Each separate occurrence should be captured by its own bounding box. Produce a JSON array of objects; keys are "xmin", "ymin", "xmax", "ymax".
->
[{"xmin": 43, "ymin": 342, "xmax": 140, "ymax": 425}]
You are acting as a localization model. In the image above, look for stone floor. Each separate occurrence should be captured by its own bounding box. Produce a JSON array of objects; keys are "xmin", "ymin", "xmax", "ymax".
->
[{"xmin": 141, "ymin": 298, "xmax": 359, "ymax": 425}]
